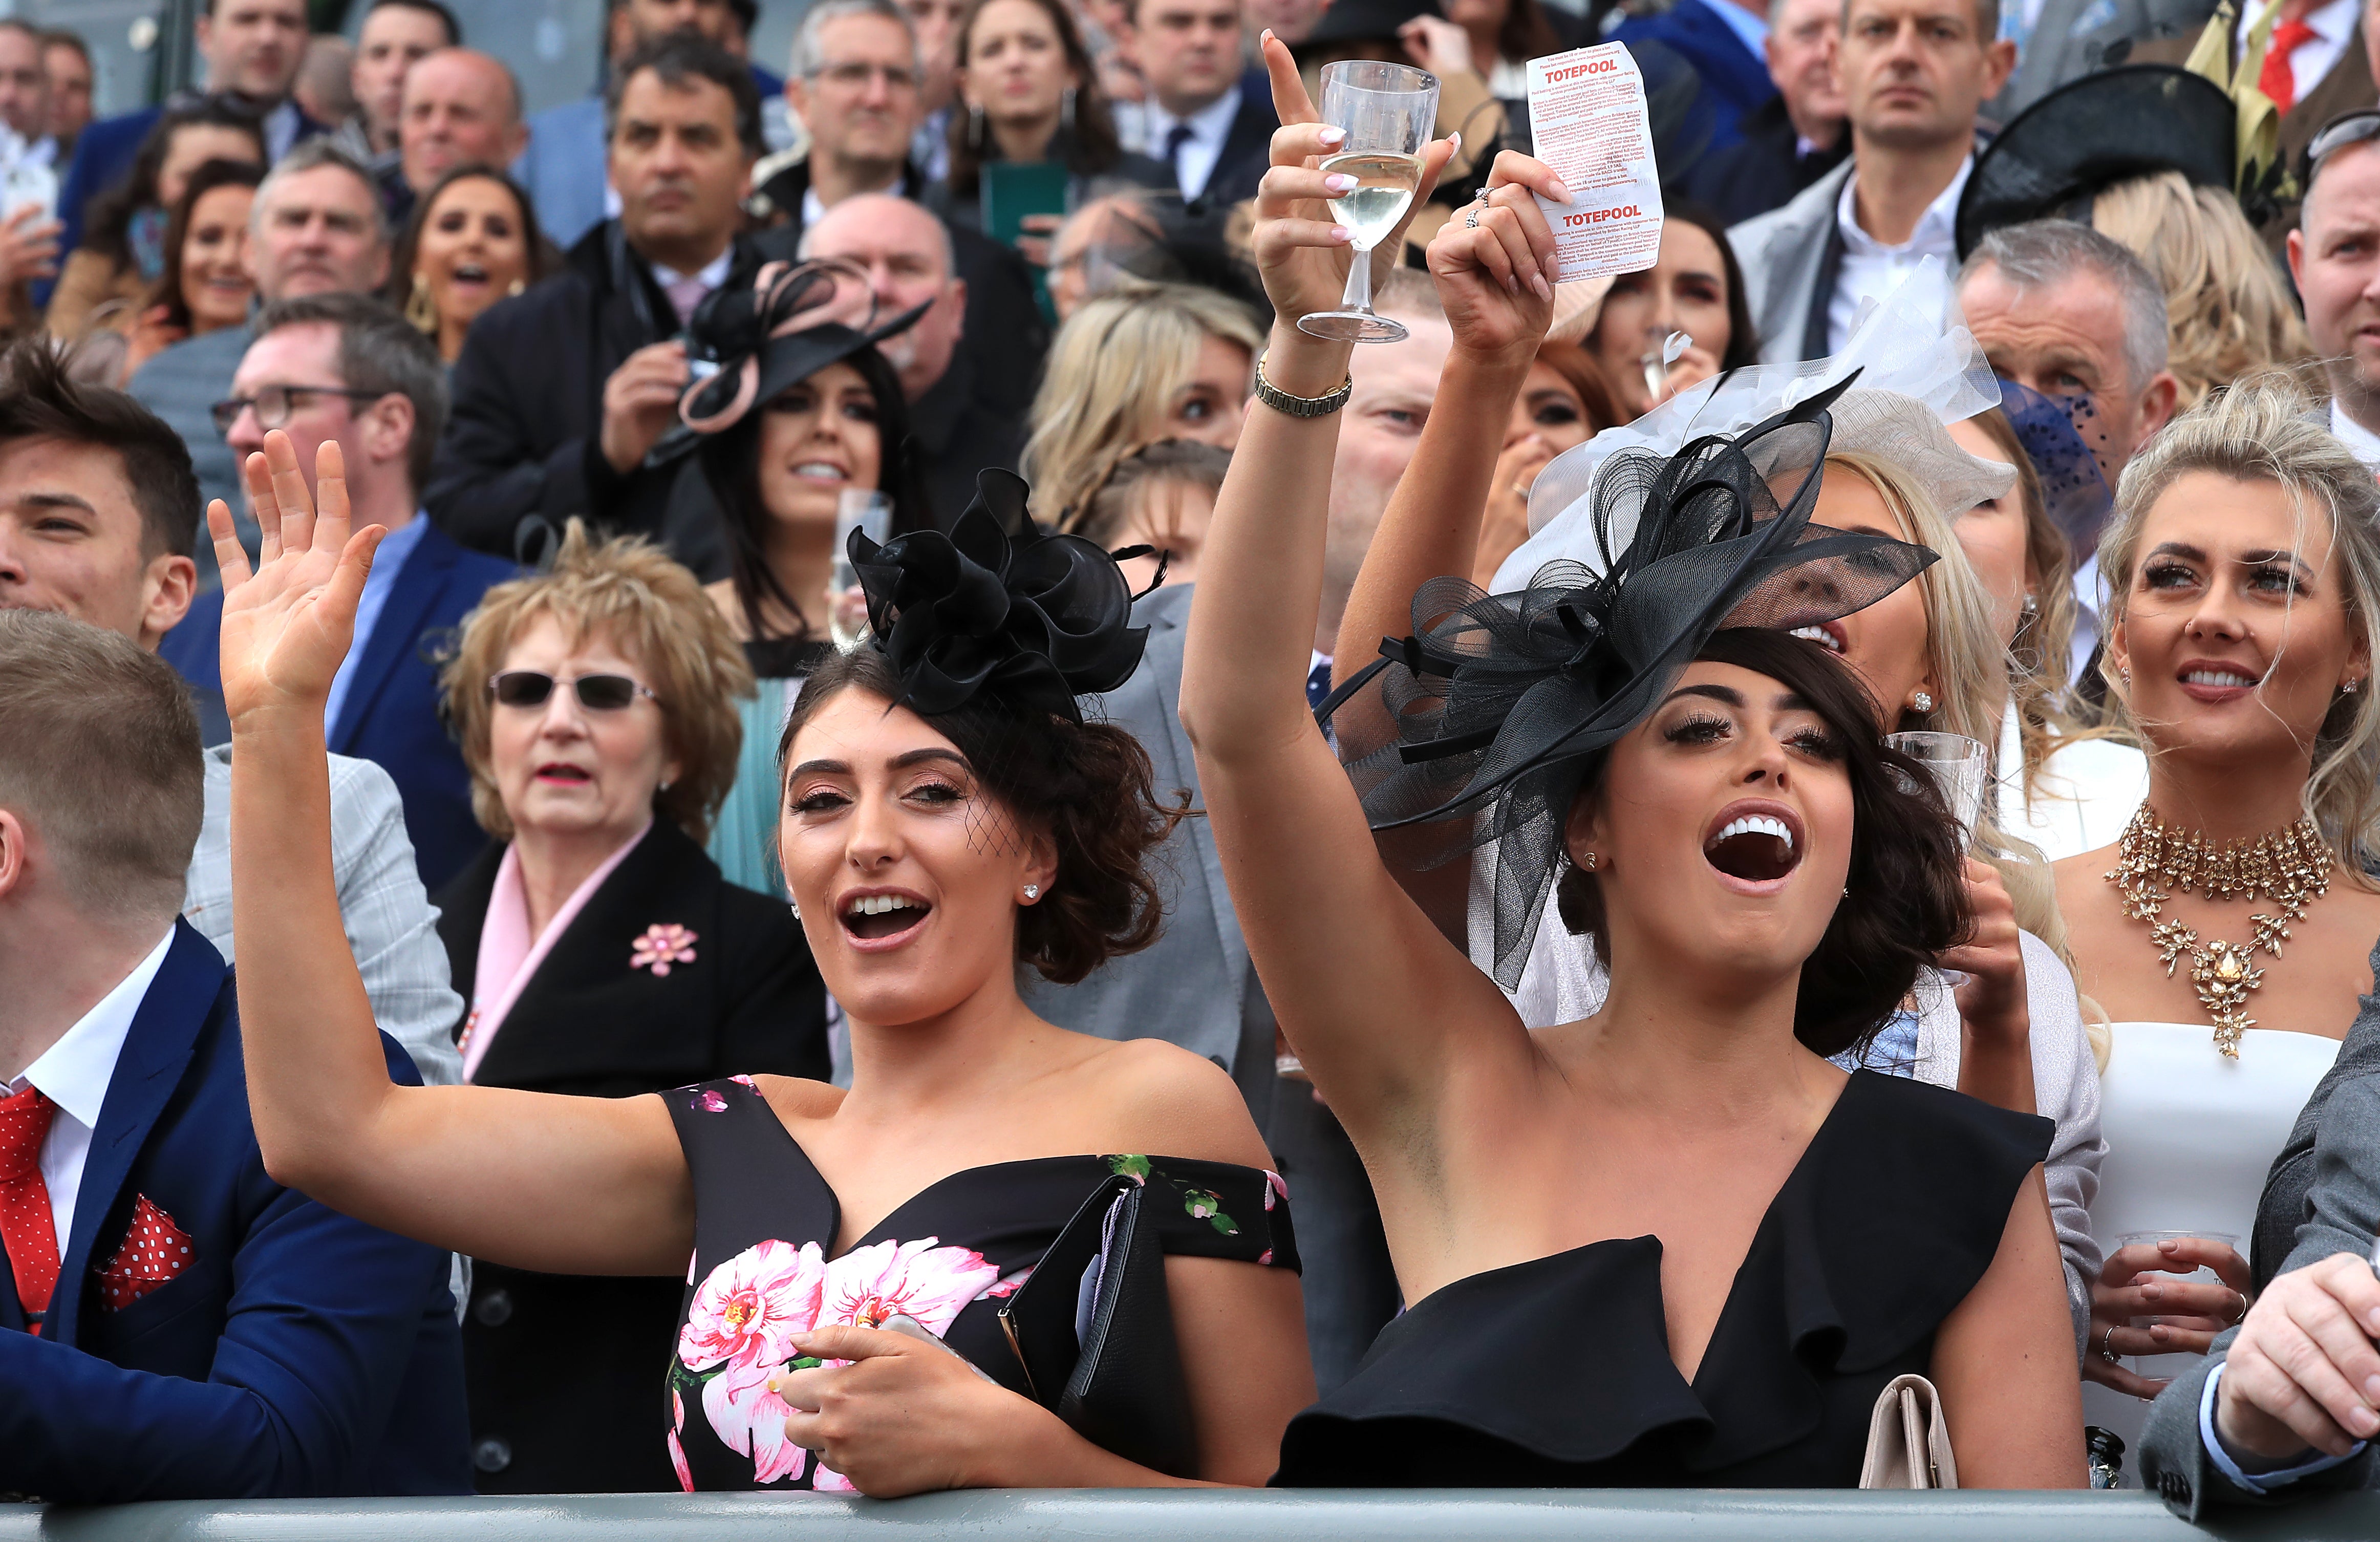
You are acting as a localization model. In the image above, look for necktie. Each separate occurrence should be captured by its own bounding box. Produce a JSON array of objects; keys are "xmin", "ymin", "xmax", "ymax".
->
[
  {"xmin": 662, "ymin": 273, "xmax": 709, "ymax": 328},
  {"xmin": 2259, "ymin": 17, "xmax": 2318, "ymax": 113},
  {"xmin": 0, "ymin": 1086, "xmax": 60, "ymax": 1334},
  {"xmin": 1307, "ymin": 658, "xmax": 1334, "ymax": 711},
  {"xmin": 1164, "ymin": 122, "xmax": 1197, "ymax": 193}
]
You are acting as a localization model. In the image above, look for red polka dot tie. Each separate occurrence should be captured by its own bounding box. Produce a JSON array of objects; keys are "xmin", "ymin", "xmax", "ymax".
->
[{"xmin": 0, "ymin": 1085, "xmax": 59, "ymax": 1335}]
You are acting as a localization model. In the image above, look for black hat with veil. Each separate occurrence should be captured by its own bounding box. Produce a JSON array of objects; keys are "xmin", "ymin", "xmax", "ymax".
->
[{"xmin": 1318, "ymin": 376, "xmax": 1939, "ymax": 990}]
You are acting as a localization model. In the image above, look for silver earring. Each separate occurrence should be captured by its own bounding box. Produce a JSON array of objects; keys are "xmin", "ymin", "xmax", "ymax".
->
[
  {"xmin": 2118, "ymin": 663, "xmax": 2131, "ymax": 686},
  {"xmin": 788, "ymin": 900, "xmax": 801, "ymax": 921},
  {"xmin": 1022, "ymin": 884, "xmax": 1041, "ymax": 900},
  {"xmin": 969, "ymin": 101, "xmax": 985, "ymax": 147},
  {"xmin": 658, "ymin": 779, "xmax": 673, "ymax": 792},
  {"xmin": 1578, "ymin": 851, "xmax": 1598, "ymax": 871},
  {"xmin": 1911, "ymin": 691, "xmax": 1934, "ymax": 715},
  {"xmin": 2347, "ymin": 678, "xmax": 2364, "ymax": 695},
  {"xmin": 2020, "ymin": 593, "xmax": 2039, "ymax": 616},
  {"xmin": 1059, "ymin": 86, "xmax": 1076, "ymax": 135}
]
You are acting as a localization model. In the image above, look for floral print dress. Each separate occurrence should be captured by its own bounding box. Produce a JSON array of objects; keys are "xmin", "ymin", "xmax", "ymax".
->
[{"xmin": 662, "ymin": 1076, "xmax": 1299, "ymax": 1491}]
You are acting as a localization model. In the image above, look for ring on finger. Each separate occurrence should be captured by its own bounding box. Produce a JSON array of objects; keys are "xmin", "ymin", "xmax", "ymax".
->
[
  {"xmin": 2228, "ymin": 1290, "xmax": 2248, "ymax": 1326},
  {"xmin": 2098, "ymin": 1323, "xmax": 2119, "ymax": 1362}
]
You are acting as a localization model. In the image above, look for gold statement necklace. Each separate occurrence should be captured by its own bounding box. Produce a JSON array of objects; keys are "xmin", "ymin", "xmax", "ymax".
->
[{"xmin": 2106, "ymin": 807, "xmax": 2335, "ymax": 1058}]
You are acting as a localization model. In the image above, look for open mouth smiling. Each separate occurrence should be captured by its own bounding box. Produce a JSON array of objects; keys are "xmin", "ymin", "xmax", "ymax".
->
[
  {"xmin": 1702, "ymin": 800, "xmax": 1805, "ymax": 887},
  {"xmin": 840, "ymin": 889, "xmax": 932, "ymax": 945}
]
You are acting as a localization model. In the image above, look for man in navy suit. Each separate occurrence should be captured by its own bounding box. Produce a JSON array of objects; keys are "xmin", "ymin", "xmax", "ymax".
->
[
  {"xmin": 161, "ymin": 293, "xmax": 514, "ymax": 893},
  {"xmin": 0, "ymin": 607, "xmax": 468, "ymax": 1501},
  {"xmin": 1124, "ymin": 0, "xmax": 1278, "ymax": 206},
  {"xmin": 1612, "ymin": 0, "xmax": 1782, "ymax": 155},
  {"xmin": 53, "ymin": 0, "xmax": 320, "ymax": 270}
]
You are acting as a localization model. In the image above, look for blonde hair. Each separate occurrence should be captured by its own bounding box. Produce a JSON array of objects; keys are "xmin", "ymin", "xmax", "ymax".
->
[
  {"xmin": 1828, "ymin": 452, "xmax": 2083, "ymax": 969},
  {"xmin": 442, "ymin": 520, "xmax": 755, "ymax": 845},
  {"xmin": 1958, "ymin": 407, "xmax": 2089, "ymax": 802},
  {"xmin": 2097, "ymin": 375, "xmax": 2380, "ymax": 883},
  {"xmin": 2092, "ymin": 172, "xmax": 2315, "ymax": 411},
  {"xmin": 1022, "ymin": 281, "xmax": 1263, "ymax": 530}
]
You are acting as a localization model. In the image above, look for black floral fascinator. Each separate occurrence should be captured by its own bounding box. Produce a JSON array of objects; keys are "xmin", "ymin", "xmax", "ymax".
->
[
  {"xmin": 1319, "ymin": 375, "xmax": 1939, "ymax": 987},
  {"xmin": 849, "ymin": 469, "xmax": 1150, "ymax": 724},
  {"xmin": 667, "ymin": 259, "xmax": 930, "ymax": 446}
]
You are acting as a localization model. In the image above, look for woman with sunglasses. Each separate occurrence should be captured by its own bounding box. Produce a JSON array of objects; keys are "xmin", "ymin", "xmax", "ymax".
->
[{"xmin": 428, "ymin": 520, "xmax": 830, "ymax": 1495}]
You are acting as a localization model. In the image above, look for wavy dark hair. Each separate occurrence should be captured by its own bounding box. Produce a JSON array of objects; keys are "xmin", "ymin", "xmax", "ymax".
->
[
  {"xmin": 696, "ymin": 342, "xmax": 931, "ymax": 648},
  {"xmin": 1665, "ymin": 201, "xmax": 1760, "ymax": 373},
  {"xmin": 145, "ymin": 158, "xmax": 262, "ymax": 334},
  {"xmin": 1552, "ymin": 627, "xmax": 1971, "ymax": 1059},
  {"xmin": 383, "ymin": 163, "xmax": 562, "ymax": 326},
  {"xmin": 779, "ymin": 643, "xmax": 1184, "ymax": 984},
  {"xmin": 81, "ymin": 102, "xmax": 264, "ymax": 271},
  {"xmin": 945, "ymin": 0, "xmax": 1123, "ymax": 201}
]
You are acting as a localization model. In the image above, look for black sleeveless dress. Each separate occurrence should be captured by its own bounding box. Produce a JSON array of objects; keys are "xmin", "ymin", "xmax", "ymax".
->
[
  {"xmin": 662, "ymin": 1076, "xmax": 1299, "ymax": 1491},
  {"xmin": 1273, "ymin": 1071, "xmax": 2052, "ymax": 1487}
]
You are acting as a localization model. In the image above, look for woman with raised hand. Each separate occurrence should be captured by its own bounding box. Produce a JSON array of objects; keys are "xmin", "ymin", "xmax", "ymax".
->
[
  {"xmin": 206, "ymin": 436, "xmax": 1311, "ymax": 1495},
  {"xmin": 1177, "ymin": 37, "xmax": 2083, "ymax": 1486}
]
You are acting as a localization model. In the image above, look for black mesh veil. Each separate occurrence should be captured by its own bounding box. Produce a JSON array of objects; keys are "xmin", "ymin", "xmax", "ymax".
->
[{"xmin": 1318, "ymin": 375, "xmax": 1939, "ymax": 989}]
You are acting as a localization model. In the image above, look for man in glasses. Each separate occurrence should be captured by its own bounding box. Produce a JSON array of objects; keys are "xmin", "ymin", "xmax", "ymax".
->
[
  {"xmin": 2291, "ymin": 111, "xmax": 2380, "ymax": 469},
  {"xmin": 160, "ymin": 293, "xmax": 514, "ymax": 894},
  {"xmin": 750, "ymin": 0, "xmax": 925, "ymax": 241},
  {"xmin": 127, "ymin": 140, "xmax": 391, "ymax": 579},
  {"xmin": 0, "ymin": 336, "xmax": 462, "ymax": 1091}
]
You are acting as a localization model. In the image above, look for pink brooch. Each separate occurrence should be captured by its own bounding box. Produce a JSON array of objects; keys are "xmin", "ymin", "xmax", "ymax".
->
[{"xmin": 632, "ymin": 923, "xmax": 699, "ymax": 976}]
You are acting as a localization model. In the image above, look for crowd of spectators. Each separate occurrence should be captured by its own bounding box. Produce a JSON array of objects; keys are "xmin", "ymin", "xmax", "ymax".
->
[{"xmin": 13, "ymin": 0, "xmax": 2380, "ymax": 1515}]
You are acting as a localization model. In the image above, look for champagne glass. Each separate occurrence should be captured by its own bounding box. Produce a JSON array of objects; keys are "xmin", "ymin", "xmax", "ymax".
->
[
  {"xmin": 1297, "ymin": 60, "xmax": 1439, "ymax": 345},
  {"xmin": 1884, "ymin": 730, "xmax": 1988, "ymax": 845},
  {"xmin": 827, "ymin": 490, "xmax": 893, "ymax": 652}
]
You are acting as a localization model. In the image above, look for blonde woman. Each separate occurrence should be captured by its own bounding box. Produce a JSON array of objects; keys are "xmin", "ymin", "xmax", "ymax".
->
[
  {"xmin": 1020, "ymin": 281, "xmax": 1264, "ymax": 527},
  {"xmin": 2052, "ymin": 378, "xmax": 2380, "ymax": 1457},
  {"xmin": 2091, "ymin": 172, "xmax": 2314, "ymax": 411},
  {"xmin": 432, "ymin": 519, "xmax": 828, "ymax": 1494}
]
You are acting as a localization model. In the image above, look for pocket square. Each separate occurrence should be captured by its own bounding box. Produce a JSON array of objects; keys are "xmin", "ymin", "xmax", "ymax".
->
[{"xmin": 97, "ymin": 1195, "xmax": 192, "ymax": 1312}]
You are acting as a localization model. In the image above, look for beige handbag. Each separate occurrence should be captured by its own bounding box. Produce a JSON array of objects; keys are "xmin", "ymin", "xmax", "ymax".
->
[{"xmin": 1859, "ymin": 1372, "xmax": 1958, "ymax": 1489}]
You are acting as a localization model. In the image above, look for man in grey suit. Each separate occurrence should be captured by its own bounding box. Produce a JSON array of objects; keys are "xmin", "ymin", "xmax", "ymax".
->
[{"xmin": 2139, "ymin": 941, "xmax": 2380, "ymax": 1513}]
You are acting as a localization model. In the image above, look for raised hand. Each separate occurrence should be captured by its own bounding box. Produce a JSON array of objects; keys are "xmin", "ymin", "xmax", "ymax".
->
[
  {"xmin": 1252, "ymin": 30, "xmax": 1454, "ymax": 331},
  {"xmin": 212, "ymin": 431, "xmax": 385, "ymax": 727},
  {"xmin": 1425, "ymin": 148, "xmax": 1566, "ymax": 369}
]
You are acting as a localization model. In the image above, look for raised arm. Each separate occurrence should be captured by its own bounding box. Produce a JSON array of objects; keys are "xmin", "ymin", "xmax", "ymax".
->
[
  {"xmin": 218, "ymin": 433, "xmax": 693, "ymax": 1277},
  {"xmin": 1328, "ymin": 153, "xmax": 1563, "ymax": 937},
  {"xmin": 1179, "ymin": 36, "xmax": 1524, "ymax": 1139}
]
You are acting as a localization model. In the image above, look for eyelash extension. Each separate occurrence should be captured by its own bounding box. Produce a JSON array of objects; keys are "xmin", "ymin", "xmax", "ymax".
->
[{"xmin": 1663, "ymin": 711, "xmax": 1733, "ymax": 743}]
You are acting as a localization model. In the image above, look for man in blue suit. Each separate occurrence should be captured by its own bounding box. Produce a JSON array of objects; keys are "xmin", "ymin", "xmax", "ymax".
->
[
  {"xmin": 53, "ymin": 0, "xmax": 319, "ymax": 269},
  {"xmin": 1612, "ymin": 0, "xmax": 1781, "ymax": 155},
  {"xmin": 0, "ymin": 607, "xmax": 469, "ymax": 1502},
  {"xmin": 161, "ymin": 293, "xmax": 514, "ymax": 893}
]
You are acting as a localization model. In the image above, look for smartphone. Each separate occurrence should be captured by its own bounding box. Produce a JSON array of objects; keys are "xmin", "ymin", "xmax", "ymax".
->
[{"xmin": 981, "ymin": 161, "xmax": 1070, "ymax": 253}]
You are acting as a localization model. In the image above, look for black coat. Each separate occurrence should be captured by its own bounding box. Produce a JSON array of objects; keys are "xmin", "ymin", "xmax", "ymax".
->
[
  {"xmin": 1196, "ymin": 71, "xmax": 1282, "ymax": 209},
  {"xmin": 1682, "ymin": 95, "xmax": 1849, "ymax": 229},
  {"xmin": 433, "ymin": 819, "xmax": 828, "ymax": 1494},
  {"xmin": 424, "ymin": 222, "xmax": 772, "ymax": 577}
]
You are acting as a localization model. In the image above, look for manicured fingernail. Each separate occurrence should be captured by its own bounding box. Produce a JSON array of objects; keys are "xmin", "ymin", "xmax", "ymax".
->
[
  {"xmin": 2141, "ymin": 1283, "xmax": 2161, "ymax": 1299},
  {"xmin": 1549, "ymin": 178, "xmax": 1573, "ymax": 204},
  {"xmin": 1331, "ymin": 225, "xmax": 1350, "ymax": 242},
  {"xmin": 1325, "ymin": 174, "xmax": 1357, "ymax": 191},
  {"xmin": 1262, "ymin": 26, "xmax": 1274, "ymax": 42},
  {"xmin": 2369, "ymin": 1309, "xmax": 2380, "ymax": 1333},
  {"xmin": 2353, "ymin": 1405, "xmax": 2379, "ymax": 1436},
  {"xmin": 1531, "ymin": 273, "xmax": 1552, "ymax": 302},
  {"xmin": 1448, "ymin": 131, "xmax": 1462, "ymax": 150},
  {"xmin": 1319, "ymin": 126, "xmax": 1345, "ymax": 145},
  {"xmin": 2365, "ymin": 1375, "xmax": 2380, "ymax": 1402},
  {"xmin": 1505, "ymin": 273, "xmax": 1520, "ymax": 295}
]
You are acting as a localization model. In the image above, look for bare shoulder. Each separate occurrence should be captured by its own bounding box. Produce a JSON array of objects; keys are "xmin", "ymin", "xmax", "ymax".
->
[
  {"xmin": 753, "ymin": 1074, "xmax": 847, "ymax": 1125},
  {"xmin": 1075, "ymin": 1036, "xmax": 1272, "ymax": 1169},
  {"xmin": 2051, "ymin": 841, "xmax": 2119, "ymax": 887}
]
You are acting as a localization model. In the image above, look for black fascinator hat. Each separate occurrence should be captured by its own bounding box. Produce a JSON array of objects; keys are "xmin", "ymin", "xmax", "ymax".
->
[
  {"xmin": 1321, "ymin": 375, "xmax": 1938, "ymax": 987},
  {"xmin": 675, "ymin": 259, "xmax": 930, "ymax": 439},
  {"xmin": 1955, "ymin": 66, "xmax": 2238, "ymax": 258},
  {"xmin": 849, "ymin": 469, "xmax": 1151, "ymax": 724}
]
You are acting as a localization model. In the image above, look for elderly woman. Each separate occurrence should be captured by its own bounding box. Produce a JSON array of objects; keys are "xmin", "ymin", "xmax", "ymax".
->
[{"xmin": 435, "ymin": 521, "xmax": 829, "ymax": 1495}]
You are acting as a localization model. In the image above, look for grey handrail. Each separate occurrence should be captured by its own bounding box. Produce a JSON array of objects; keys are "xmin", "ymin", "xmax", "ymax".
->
[{"xmin": 10, "ymin": 1489, "xmax": 2376, "ymax": 1540}]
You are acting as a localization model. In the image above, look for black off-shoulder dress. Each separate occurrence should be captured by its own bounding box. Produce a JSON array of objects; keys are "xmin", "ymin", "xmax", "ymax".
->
[
  {"xmin": 1273, "ymin": 1071, "xmax": 2052, "ymax": 1487},
  {"xmin": 662, "ymin": 1076, "xmax": 1300, "ymax": 1491}
]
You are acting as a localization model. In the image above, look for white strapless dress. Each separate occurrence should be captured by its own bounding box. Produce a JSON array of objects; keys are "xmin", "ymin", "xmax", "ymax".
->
[{"xmin": 2082, "ymin": 1021, "xmax": 2340, "ymax": 1473}]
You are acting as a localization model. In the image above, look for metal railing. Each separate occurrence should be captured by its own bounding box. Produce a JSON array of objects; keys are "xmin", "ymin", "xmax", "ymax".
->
[{"xmin": 7, "ymin": 1489, "xmax": 2377, "ymax": 1541}]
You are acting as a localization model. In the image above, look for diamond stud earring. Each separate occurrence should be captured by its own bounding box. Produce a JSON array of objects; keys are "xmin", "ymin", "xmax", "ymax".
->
[
  {"xmin": 1911, "ymin": 691, "xmax": 1934, "ymax": 714},
  {"xmin": 1022, "ymin": 884, "xmax": 1041, "ymax": 901},
  {"xmin": 2347, "ymin": 678, "xmax": 2364, "ymax": 695},
  {"xmin": 1579, "ymin": 851, "xmax": 1598, "ymax": 871}
]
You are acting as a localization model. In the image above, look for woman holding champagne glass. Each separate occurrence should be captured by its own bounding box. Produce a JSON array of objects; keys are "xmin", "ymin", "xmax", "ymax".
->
[{"xmin": 2051, "ymin": 379, "xmax": 2380, "ymax": 1464}]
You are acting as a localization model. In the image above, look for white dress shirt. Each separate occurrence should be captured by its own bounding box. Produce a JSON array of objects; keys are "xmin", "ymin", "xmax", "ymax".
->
[
  {"xmin": 2236, "ymin": 0, "xmax": 2358, "ymax": 105},
  {"xmin": 6, "ymin": 930, "xmax": 174, "ymax": 1260},
  {"xmin": 2332, "ymin": 397, "xmax": 2380, "ymax": 469},
  {"xmin": 1144, "ymin": 83, "xmax": 1243, "ymax": 201},
  {"xmin": 1827, "ymin": 156, "xmax": 1970, "ymax": 354}
]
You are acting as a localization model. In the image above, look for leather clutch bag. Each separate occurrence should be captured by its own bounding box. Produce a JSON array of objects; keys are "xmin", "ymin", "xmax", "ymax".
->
[{"xmin": 997, "ymin": 1172, "xmax": 1199, "ymax": 1478}]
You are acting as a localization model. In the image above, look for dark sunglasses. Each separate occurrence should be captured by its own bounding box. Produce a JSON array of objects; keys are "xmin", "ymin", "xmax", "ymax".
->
[{"xmin": 486, "ymin": 671, "xmax": 658, "ymax": 712}]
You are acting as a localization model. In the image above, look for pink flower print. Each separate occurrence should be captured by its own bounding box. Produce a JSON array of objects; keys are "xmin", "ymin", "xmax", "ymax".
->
[
  {"xmin": 812, "ymin": 1461, "xmax": 857, "ymax": 1493},
  {"xmin": 1266, "ymin": 1171, "xmax": 1288, "ymax": 1209},
  {"xmin": 692, "ymin": 1089, "xmax": 728, "ymax": 1113},
  {"xmin": 703, "ymin": 1358, "xmax": 811, "ymax": 1485},
  {"xmin": 668, "ymin": 1428, "xmax": 693, "ymax": 1492},
  {"xmin": 730, "ymin": 1074, "xmax": 758, "ymax": 1090},
  {"xmin": 631, "ymin": 923, "xmax": 699, "ymax": 976},
  {"xmin": 817, "ymin": 1237, "xmax": 1003, "ymax": 1347},
  {"xmin": 678, "ymin": 1239, "xmax": 826, "ymax": 1372}
]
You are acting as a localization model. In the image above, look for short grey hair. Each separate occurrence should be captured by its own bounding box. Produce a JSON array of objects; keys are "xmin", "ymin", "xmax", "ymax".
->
[
  {"xmin": 789, "ymin": 0, "xmax": 921, "ymax": 80},
  {"xmin": 252, "ymin": 138, "xmax": 390, "ymax": 247},
  {"xmin": 0, "ymin": 609, "xmax": 202, "ymax": 925},
  {"xmin": 1958, "ymin": 218, "xmax": 2168, "ymax": 389},
  {"xmin": 254, "ymin": 291, "xmax": 450, "ymax": 497},
  {"xmin": 798, "ymin": 192, "xmax": 959, "ymax": 282}
]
